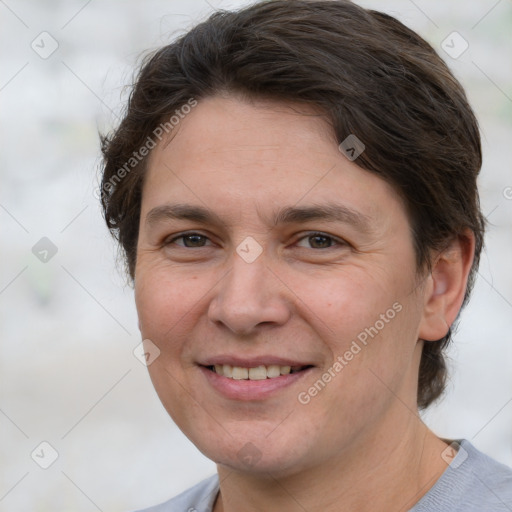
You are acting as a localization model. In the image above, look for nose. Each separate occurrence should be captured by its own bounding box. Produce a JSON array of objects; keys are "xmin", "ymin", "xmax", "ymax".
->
[{"xmin": 207, "ymin": 252, "xmax": 291, "ymax": 336}]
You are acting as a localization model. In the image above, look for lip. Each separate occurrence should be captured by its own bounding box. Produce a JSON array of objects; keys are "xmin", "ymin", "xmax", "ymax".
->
[
  {"xmin": 199, "ymin": 364, "xmax": 314, "ymax": 401},
  {"xmin": 198, "ymin": 355, "xmax": 312, "ymax": 368}
]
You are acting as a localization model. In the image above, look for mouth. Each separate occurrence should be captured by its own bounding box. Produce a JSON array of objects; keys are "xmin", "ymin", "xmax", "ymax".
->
[
  {"xmin": 204, "ymin": 364, "xmax": 314, "ymax": 380},
  {"xmin": 198, "ymin": 359, "xmax": 315, "ymax": 401}
]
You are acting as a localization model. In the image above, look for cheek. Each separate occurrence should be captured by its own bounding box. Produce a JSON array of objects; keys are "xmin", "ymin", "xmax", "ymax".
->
[
  {"xmin": 134, "ymin": 268, "xmax": 206, "ymax": 419},
  {"xmin": 135, "ymin": 264, "xmax": 203, "ymax": 337},
  {"xmin": 290, "ymin": 265, "xmax": 401, "ymax": 348},
  {"xmin": 294, "ymin": 266, "xmax": 420, "ymax": 397}
]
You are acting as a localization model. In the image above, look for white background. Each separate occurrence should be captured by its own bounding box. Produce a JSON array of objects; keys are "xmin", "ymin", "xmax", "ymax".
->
[{"xmin": 1, "ymin": 0, "xmax": 511, "ymax": 510}]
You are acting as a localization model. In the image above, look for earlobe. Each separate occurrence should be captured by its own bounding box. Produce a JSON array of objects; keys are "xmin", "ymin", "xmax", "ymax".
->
[{"xmin": 418, "ymin": 231, "xmax": 475, "ymax": 342}]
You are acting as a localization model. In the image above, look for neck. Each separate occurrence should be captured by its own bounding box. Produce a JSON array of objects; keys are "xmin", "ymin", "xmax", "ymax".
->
[{"xmin": 213, "ymin": 414, "xmax": 449, "ymax": 512}]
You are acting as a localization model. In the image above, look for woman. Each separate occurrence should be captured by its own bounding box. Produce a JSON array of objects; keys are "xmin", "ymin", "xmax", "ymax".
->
[{"xmin": 100, "ymin": 1, "xmax": 512, "ymax": 510}]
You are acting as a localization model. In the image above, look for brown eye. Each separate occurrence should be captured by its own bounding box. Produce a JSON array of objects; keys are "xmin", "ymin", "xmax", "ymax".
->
[
  {"xmin": 308, "ymin": 234, "xmax": 334, "ymax": 249},
  {"xmin": 166, "ymin": 233, "xmax": 211, "ymax": 248},
  {"xmin": 296, "ymin": 232, "xmax": 343, "ymax": 249}
]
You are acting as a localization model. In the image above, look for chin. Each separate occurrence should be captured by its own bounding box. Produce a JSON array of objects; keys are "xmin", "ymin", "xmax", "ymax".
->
[
  {"xmin": 216, "ymin": 451, "xmax": 307, "ymax": 478},
  {"xmin": 190, "ymin": 427, "xmax": 316, "ymax": 478}
]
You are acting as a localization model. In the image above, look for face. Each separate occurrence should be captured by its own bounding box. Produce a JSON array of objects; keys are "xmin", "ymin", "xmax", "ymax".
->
[{"xmin": 134, "ymin": 95, "xmax": 428, "ymax": 477}]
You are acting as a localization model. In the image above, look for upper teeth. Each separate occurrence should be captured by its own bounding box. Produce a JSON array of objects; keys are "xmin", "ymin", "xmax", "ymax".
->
[{"xmin": 214, "ymin": 364, "xmax": 292, "ymax": 380}]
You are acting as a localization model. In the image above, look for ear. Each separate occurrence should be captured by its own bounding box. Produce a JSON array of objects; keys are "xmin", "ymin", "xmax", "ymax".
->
[{"xmin": 418, "ymin": 231, "xmax": 476, "ymax": 342}]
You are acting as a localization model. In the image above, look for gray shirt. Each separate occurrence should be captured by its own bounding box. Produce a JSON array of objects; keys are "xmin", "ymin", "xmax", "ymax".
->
[{"xmin": 133, "ymin": 439, "xmax": 512, "ymax": 512}]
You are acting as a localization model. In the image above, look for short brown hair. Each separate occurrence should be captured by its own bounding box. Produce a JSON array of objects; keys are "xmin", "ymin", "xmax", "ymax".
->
[{"xmin": 100, "ymin": 0, "xmax": 485, "ymax": 409}]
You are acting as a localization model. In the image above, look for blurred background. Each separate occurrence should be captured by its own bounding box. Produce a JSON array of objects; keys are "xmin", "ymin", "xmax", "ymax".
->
[{"xmin": 1, "ymin": 0, "xmax": 511, "ymax": 510}]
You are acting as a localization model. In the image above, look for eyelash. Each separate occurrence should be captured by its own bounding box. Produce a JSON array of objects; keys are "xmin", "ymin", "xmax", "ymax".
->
[{"xmin": 164, "ymin": 231, "xmax": 347, "ymax": 250}]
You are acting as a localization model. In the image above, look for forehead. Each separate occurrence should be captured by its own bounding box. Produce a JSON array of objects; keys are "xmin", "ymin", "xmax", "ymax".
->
[
  {"xmin": 149, "ymin": 95, "xmax": 337, "ymax": 174},
  {"xmin": 142, "ymin": 95, "xmax": 406, "ymax": 227}
]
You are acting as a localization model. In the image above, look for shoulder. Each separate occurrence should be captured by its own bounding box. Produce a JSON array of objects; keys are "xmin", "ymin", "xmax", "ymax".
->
[
  {"xmin": 131, "ymin": 474, "xmax": 219, "ymax": 512},
  {"xmin": 465, "ymin": 440, "xmax": 512, "ymax": 499},
  {"xmin": 411, "ymin": 439, "xmax": 512, "ymax": 512}
]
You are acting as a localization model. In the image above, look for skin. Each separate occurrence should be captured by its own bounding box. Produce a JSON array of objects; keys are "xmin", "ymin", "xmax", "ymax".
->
[{"xmin": 134, "ymin": 95, "xmax": 475, "ymax": 511}]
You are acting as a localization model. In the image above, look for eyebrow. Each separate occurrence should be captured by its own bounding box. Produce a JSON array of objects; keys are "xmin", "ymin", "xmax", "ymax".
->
[{"xmin": 145, "ymin": 202, "xmax": 372, "ymax": 232}]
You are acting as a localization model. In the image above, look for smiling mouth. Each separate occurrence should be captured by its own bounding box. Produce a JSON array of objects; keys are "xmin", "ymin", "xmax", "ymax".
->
[{"xmin": 204, "ymin": 364, "xmax": 313, "ymax": 381}]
